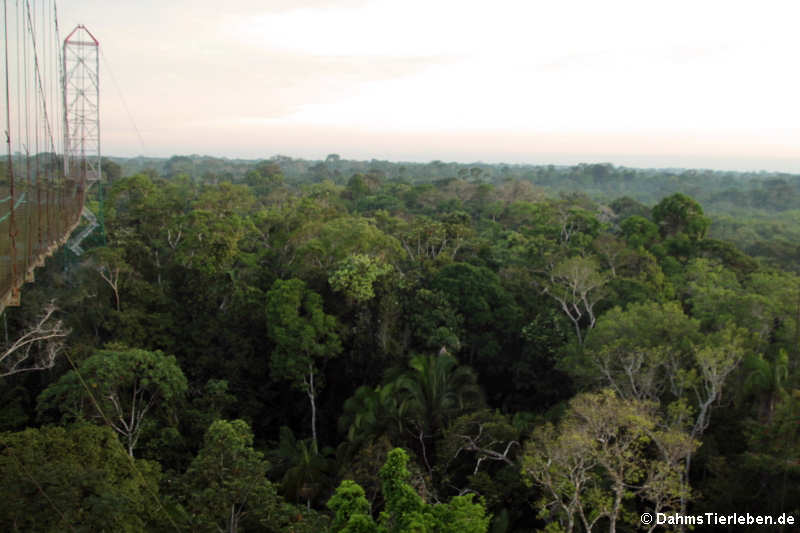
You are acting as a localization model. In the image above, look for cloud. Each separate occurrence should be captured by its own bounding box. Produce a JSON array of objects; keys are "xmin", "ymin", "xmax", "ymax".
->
[
  {"xmin": 110, "ymin": 48, "xmax": 448, "ymax": 127},
  {"xmin": 59, "ymin": 0, "xmax": 800, "ymax": 172}
]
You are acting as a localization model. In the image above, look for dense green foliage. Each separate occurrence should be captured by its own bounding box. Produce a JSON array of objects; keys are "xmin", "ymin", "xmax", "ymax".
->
[
  {"xmin": 0, "ymin": 424, "xmax": 166, "ymax": 531},
  {"xmin": 1, "ymin": 155, "xmax": 799, "ymax": 531}
]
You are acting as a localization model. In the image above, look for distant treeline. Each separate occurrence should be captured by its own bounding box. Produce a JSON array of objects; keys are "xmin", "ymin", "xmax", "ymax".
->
[
  {"xmin": 110, "ymin": 154, "xmax": 800, "ymax": 209},
  {"xmin": 106, "ymin": 154, "xmax": 800, "ymax": 271}
]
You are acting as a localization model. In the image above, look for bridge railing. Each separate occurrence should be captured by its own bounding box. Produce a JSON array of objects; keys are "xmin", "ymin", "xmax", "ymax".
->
[{"xmin": 0, "ymin": 155, "xmax": 86, "ymax": 310}]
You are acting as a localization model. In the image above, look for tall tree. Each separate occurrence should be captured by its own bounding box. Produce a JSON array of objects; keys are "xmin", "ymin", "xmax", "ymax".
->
[
  {"xmin": 379, "ymin": 448, "xmax": 491, "ymax": 533},
  {"xmin": 84, "ymin": 246, "xmax": 132, "ymax": 312},
  {"xmin": 183, "ymin": 419, "xmax": 281, "ymax": 533},
  {"xmin": 338, "ymin": 384, "xmax": 405, "ymax": 446},
  {"xmin": 37, "ymin": 346, "xmax": 188, "ymax": 456},
  {"xmin": 327, "ymin": 479, "xmax": 376, "ymax": 533},
  {"xmin": 329, "ymin": 253, "xmax": 393, "ymax": 304},
  {"xmin": 544, "ymin": 255, "xmax": 608, "ymax": 345},
  {"xmin": 652, "ymin": 193, "xmax": 710, "ymax": 240},
  {"xmin": 328, "ymin": 448, "xmax": 490, "ymax": 533},
  {"xmin": 430, "ymin": 262, "xmax": 521, "ymax": 364},
  {"xmin": 275, "ymin": 426, "xmax": 335, "ymax": 510},
  {"xmin": 572, "ymin": 302, "xmax": 748, "ymax": 526},
  {"xmin": 0, "ymin": 425, "xmax": 165, "ymax": 531},
  {"xmin": 522, "ymin": 390, "xmax": 693, "ymax": 533},
  {"xmin": 568, "ymin": 301, "xmax": 700, "ymax": 400},
  {"xmin": 266, "ymin": 278, "xmax": 341, "ymax": 453},
  {"xmin": 391, "ymin": 352, "xmax": 483, "ymax": 474},
  {"xmin": 0, "ymin": 302, "xmax": 68, "ymax": 378}
]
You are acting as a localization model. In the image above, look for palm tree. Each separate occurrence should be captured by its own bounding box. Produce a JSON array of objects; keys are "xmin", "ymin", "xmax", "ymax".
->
[
  {"xmin": 338, "ymin": 383, "xmax": 406, "ymax": 445},
  {"xmin": 743, "ymin": 349, "xmax": 790, "ymax": 421},
  {"xmin": 275, "ymin": 426, "xmax": 334, "ymax": 510},
  {"xmin": 392, "ymin": 351, "xmax": 484, "ymax": 472}
]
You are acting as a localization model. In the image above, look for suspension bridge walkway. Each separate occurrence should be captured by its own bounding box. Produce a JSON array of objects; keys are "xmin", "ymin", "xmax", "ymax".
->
[{"xmin": 1, "ymin": 1, "xmax": 100, "ymax": 312}]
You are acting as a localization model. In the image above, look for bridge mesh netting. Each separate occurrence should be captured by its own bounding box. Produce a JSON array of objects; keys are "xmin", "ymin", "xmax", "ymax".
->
[
  {"xmin": 0, "ymin": 157, "xmax": 85, "ymax": 308},
  {"xmin": 1, "ymin": 1, "xmax": 90, "ymax": 310}
]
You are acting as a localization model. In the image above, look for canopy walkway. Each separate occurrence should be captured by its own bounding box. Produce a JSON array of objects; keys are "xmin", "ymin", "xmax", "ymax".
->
[{"xmin": 1, "ymin": 1, "xmax": 99, "ymax": 311}]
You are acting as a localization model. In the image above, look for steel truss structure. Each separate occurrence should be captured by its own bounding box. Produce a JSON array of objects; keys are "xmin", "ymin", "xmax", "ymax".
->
[
  {"xmin": 62, "ymin": 24, "xmax": 100, "ymax": 256},
  {"xmin": 63, "ymin": 24, "xmax": 100, "ymax": 185}
]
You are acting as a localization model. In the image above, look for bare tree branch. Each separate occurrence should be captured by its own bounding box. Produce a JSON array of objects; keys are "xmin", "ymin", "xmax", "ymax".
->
[
  {"xmin": 454, "ymin": 423, "xmax": 519, "ymax": 474},
  {"xmin": 0, "ymin": 302, "xmax": 69, "ymax": 378}
]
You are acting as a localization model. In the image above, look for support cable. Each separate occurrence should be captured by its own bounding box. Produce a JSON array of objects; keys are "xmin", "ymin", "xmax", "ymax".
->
[
  {"xmin": 16, "ymin": 0, "xmax": 30, "ymax": 275},
  {"xmin": 5, "ymin": 450, "xmax": 76, "ymax": 532},
  {"xmin": 4, "ymin": 0, "xmax": 19, "ymax": 300},
  {"xmin": 3, "ymin": 8, "xmax": 178, "ymax": 525},
  {"xmin": 29, "ymin": 0, "xmax": 42, "ymax": 252},
  {"xmin": 23, "ymin": 0, "xmax": 56, "ymax": 156},
  {"xmin": 101, "ymin": 48, "xmax": 146, "ymax": 155},
  {"xmin": 53, "ymin": 0, "xmax": 61, "ymax": 158},
  {"xmin": 60, "ymin": 349, "xmax": 184, "ymax": 532}
]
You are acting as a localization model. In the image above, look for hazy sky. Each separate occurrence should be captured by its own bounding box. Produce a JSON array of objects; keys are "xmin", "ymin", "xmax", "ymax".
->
[{"xmin": 58, "ymin": 0, "xmax": 800, "ymax": 171}]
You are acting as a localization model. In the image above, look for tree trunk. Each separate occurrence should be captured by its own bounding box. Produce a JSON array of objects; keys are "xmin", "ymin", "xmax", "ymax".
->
[
  {"xmin": 229, "ymin": 503, "xmax": 238, "ymax": 533},
  {"xmin": 679, "ymin": 453, "xmax": 692, "ymax": 533},
  {"xmin": 679, "ymin": 397, "xmax": 712, "ymax": 532},
  {"xmin": 609, "ymin": 485, "xmax": 624, "ymax": 533},
  {"xmin": 308, "ymin": 364, "xmax": 318, "ymax": 454},
  {"xmin": 113, "ymin": 285, "xmax": 120, "ymax": 312},
  {"xmin": 794, "ymin": 289, "xmax": 800, "ymax": 359},
  {"xmin": 572, "ymin": 317, "xmax": 583, "ymax": 346}
]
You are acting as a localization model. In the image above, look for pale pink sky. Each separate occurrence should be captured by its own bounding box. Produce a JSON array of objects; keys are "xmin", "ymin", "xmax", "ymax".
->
[{"xmin": 58, "ymin": 0, "xmax": 800, "ymax": 171}]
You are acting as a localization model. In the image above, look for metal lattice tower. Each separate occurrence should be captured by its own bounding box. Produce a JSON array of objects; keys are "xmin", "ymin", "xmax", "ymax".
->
[
  {"xmin": 62, "ymin": 25, "xmax": 101, "ymax": 254},
  {"xmin": 63, "ymin": 25, "xmax": 100, "ymax": 184}
]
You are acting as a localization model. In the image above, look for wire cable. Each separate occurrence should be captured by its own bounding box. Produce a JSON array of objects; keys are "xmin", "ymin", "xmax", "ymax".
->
[
  {"xmin": 5, "ymin": 450, "xmax": 77, "ymax": 532},
  {"xmin": 23, "ymin": 0, "xmax": 56, "ymax": 155},
  {"xmin": 100, "ymin": 48, "xmax": 146, "ymax": 155},
  {"xmin": 61, "ymin": 349, "xmax": 183, "ymax": 532}
]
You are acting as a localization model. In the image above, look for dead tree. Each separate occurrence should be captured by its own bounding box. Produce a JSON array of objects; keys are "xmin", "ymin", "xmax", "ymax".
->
[{"xmin": 0, "ymin": 302, "xmax": 69, "ymax": 378}]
